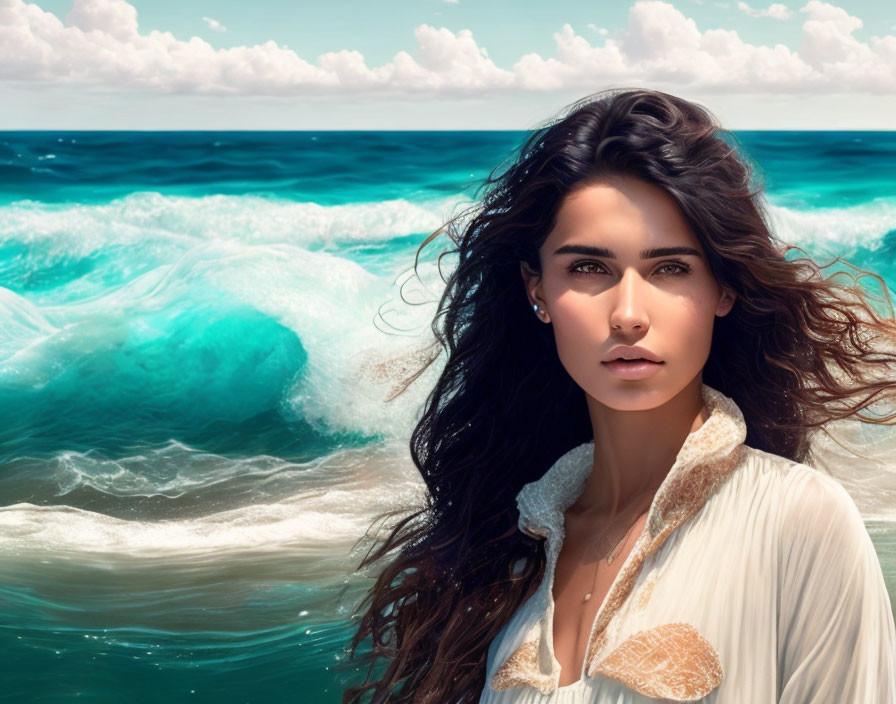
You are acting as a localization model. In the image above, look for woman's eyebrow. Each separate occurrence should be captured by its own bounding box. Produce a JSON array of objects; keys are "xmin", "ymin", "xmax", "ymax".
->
[{"xmin": 552, "ymin": 244, "xmax": 702, "ymax": 259}]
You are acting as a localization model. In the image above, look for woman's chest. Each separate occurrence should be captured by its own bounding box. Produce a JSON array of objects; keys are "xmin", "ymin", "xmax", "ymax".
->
[{"xmin": 550, "ymin": 511, "xmax": 649, "ymax": 687}]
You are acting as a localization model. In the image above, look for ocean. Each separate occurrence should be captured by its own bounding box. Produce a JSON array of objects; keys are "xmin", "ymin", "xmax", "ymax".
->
[{"xmin": 1, "ymin": 130, "xmax": 894, "ymax": 702}]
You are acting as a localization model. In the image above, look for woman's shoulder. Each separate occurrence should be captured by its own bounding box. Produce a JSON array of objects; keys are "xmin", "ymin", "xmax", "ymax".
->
[
  {"xmin": 760, "ymin": 455, "xmax": 896, "ymax": 702},
  {"xmin": 739, "ymin": 443, "xmax": 853, "ymax": 496},
  {"xmin": 735, "ymin": 444, "xmax": 867, "ymax": 540}
]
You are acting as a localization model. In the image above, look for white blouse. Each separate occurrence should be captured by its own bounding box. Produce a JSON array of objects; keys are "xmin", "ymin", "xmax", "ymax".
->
[{"xmin": 479, "ymin": 383, "xmax": 896, "ymax": 703}]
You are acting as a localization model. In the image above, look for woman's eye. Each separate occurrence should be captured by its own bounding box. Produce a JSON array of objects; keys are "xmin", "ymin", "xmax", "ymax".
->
[
  {"xmin": 656, "ymin": 262, "xmax": 690, "ymax": 275},
  {"xmin": 569, "ymin": 262, "xmax": 606, "ymax": 276},
  {"xmin": 568, "ymin": 261, "xmax": 691, "ymax": 277}
]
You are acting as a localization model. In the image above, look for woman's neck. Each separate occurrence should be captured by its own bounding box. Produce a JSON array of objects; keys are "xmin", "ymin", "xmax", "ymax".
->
[{"xmin": 575, "ymin": 377, "xmax": 709, "ymax": 517}]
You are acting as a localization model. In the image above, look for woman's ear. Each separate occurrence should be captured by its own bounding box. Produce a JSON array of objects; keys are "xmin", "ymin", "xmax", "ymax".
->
[
  {"xmin": 715, "ymin": 286, "xmax": 737, "ymax": 317},
  {"xmin": 520, "ymin": 260, "xmax": 550, "ymax": 323},
  {"xmin": 520, "ymin": 260, "xmax": 539, "ymax": 304}
]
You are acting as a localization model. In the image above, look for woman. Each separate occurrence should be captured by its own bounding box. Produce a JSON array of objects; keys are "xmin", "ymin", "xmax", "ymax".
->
[{"xmin": 339, "ymin": 87, "xmax": 896, "ymax": 703}]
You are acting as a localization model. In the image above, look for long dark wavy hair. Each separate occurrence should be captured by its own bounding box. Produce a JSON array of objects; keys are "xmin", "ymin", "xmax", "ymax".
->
[{"xmin": 337, "ymin": 87, "xmax": 896, "ymax": 703}]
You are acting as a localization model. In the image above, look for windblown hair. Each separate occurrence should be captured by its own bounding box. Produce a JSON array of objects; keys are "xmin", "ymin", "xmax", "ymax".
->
[{"xmin": 337, "ymin": 87, "xmax": 896, "ymax": 703}]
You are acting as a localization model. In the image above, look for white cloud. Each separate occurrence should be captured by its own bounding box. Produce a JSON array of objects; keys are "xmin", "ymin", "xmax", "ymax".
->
[
  {"xmin": 517, "ymin": 1, "xmax": 894, "ymax": 93},
  {"xmin": 587, "ymin": 23, "xmax": 609, "ymax": 36},
  {"xmin": 0, "ymin": 0, "xmax": 893, "ymax": 96},
  {"xmin": 65, "ymin": 0, "xmax": 137, "ymax": 40},
  {"xmin": 443, "ymin": 0, "xmax": 460, "ymax": 4},
  {"xmin": 202, "ymin": 16, "xmax": 226, "ymax": 33},
  {"xmin": 737, "ymin": 2, "xmax": 793, "ymax": 19}
]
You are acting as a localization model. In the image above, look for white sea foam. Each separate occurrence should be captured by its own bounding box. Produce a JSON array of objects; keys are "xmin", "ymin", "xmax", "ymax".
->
[
  {"xmin": 764, "ymin": 195, "xmax": 896, "ymax": 255},
  {"xmin": 0, "ymin": 191, "xmax": 466, "ymax": 253},
  {"xmin": 0, "ymin": 441, "xmax": 425, "ymax": 569}
]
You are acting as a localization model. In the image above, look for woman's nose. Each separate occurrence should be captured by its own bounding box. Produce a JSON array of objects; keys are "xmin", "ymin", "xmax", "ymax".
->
[{"xmin": 607, "ymin": 268, "xmax": 650, "ymax": 333}]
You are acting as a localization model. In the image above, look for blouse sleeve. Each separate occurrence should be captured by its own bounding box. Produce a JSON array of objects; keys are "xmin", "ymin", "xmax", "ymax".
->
[{"xmin": 777, "ymin": 469, "xmax": 896, "ymax": 703}]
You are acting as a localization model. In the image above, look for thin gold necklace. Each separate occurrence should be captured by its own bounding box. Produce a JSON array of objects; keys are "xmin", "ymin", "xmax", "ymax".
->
[{"xmin": 581, "ymin": 501, "xmax": 650, "ymax": 603}]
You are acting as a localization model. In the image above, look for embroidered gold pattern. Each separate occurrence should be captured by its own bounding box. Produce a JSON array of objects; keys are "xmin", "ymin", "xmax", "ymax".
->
[
  {"xmin": 635, "ymin": 577, "xmax": 656, "ymax": 611},
  {"xmin": 491, "ymin": 384, "xmax": 745, "ymax": 694},
  {"xmin": 489, "ymin": 640, "xmax": 555, "ymax": 693},
  {"xmin": 590, "ymin": 622, "xmax": 723, "ymax": 701}
]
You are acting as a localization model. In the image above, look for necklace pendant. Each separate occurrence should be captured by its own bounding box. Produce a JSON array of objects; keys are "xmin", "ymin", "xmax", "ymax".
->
[{"xmin": 583, "ymin": 592, "xmax": 592, "ymax": 602}]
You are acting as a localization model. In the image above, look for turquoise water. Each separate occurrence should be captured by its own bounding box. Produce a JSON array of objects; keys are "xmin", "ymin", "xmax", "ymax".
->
[{"xmin": 1, "ymin": 130, "xmax": 895, "ymax": 702}]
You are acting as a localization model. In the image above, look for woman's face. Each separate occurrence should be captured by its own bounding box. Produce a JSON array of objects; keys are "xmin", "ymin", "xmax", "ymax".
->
[{"xmin": 520, "ymin": 174, "xmax": 736, "ymax": 411}]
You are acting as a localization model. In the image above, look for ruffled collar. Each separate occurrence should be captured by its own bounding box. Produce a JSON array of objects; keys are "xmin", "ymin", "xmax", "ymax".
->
[
  {"xmin": 516, "ymin": 382, "xmax": 747, "ymax": 542},
  {"xmin": 491, "ymin": 382, "xmax": 748, "ymax": 695}
]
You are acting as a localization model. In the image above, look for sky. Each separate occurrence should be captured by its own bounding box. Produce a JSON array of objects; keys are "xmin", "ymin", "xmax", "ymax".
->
[{"xmin": 1, "ymin": 0, "xmax": 895, "ymax": 129}]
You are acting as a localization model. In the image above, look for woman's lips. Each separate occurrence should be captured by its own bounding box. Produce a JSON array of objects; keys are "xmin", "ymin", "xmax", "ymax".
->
[{"xmin": 601, "ymin": 359, "xmax": 664, "ymax": 380}]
